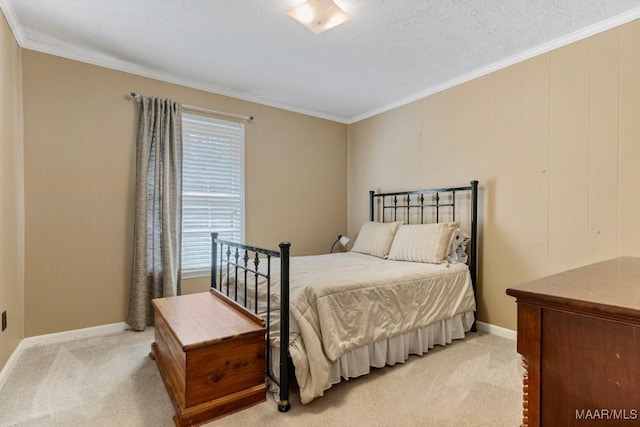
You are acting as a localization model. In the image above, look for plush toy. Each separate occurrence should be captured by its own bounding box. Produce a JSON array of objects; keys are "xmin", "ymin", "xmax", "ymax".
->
[{"xmin": 448, "ymin": 228, "xmax": 470, "ymax": 263}]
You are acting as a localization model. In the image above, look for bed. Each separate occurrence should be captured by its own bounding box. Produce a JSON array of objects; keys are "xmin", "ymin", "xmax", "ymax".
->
[{"xmin": 210, "ymin": 181, "xmax": 479, "ymax": 411}]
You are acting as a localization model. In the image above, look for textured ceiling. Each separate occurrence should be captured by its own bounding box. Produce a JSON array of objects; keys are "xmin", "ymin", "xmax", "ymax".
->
[{"xmin": 2, "ymin": 0, "xmax": 640, "ymax": 123}]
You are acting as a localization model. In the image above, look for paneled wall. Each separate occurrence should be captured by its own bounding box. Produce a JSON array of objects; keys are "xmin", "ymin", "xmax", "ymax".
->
[
  {"xmin": 22, "ymin": 51, "xmax": 348, "ymax": 337},
  {"xmin": 348, "ymin": 23, "xmax": 640, "ymax": 330},
  {"xmin": 0, "ymin": 12, "xmax": 24, "ymax": 369}
]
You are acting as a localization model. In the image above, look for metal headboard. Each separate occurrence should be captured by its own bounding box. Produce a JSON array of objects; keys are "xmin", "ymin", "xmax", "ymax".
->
[{"xmin": 369, "ymin": 180, "xmax": 479, "ymax": 330}]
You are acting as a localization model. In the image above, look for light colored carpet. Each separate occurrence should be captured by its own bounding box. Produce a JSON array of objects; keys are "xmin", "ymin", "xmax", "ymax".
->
[{"xmin": 0, "ymin": 329, "xmax": 523, "ymax": 426}]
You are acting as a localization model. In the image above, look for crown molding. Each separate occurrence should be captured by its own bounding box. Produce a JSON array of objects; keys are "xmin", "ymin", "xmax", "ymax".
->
[
  {"xmin": 4, "ymin": 1, "xmax": 640, "ymax": 125},
  {"xmin": 347, "ymin": 6, "xmax": 640, "ymax": 124},
  {"xmin": 21, "ymin": 38, "xmax": 350, "ymax": 124},
  {"xmin": 0, "ymin": 0, "xmax": 26, "ymax": 45},
  {"xmin": 0, "ymin": 0, "xmax": 349, "ymax": 124}
]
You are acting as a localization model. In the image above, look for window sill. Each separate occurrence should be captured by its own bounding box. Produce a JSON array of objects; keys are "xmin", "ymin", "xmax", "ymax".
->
[{"xmin": 181, "ymin": 269, "xmax": 211, "ymax": 280}]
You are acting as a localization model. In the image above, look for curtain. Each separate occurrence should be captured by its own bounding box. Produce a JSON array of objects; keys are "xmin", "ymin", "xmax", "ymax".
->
[{"xmin": 127, "ymin": 96, "xmax": 182, "ymax": 331}]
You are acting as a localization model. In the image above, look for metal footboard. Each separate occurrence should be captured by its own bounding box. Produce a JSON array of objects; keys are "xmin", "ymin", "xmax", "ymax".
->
[{"xmin": 210, "ymin": 232, "xmax": 292, "ymax": 411}]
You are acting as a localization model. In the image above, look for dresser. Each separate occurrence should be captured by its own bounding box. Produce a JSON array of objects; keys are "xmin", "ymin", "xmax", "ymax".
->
[
  {"xmin": 506, "ymin": 257, "xmax": 640, "ymax": 426},
  {"xmin": 151, "ymin": 291, "xmax": 266, "ymax": 426}
]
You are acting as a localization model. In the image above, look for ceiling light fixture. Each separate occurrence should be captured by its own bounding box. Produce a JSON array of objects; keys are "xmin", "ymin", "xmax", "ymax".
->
[{"xmin": 287, "ymin": 0, "xmax": 350, "ymax": 35}]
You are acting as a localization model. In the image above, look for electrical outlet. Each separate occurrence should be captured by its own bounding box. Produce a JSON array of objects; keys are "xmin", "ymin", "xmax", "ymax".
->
[{"xmin": 1, "ymin": 311, "xmax": 6, "ymax": 331}]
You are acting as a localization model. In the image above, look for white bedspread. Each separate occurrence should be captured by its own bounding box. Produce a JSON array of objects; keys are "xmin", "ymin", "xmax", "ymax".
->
[{"xmin": 223, "ymin": 252, "xmax": 475, "ymax": 404}]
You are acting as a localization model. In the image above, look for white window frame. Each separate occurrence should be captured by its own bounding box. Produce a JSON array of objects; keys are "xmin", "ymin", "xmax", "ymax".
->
[{"xmin": 181, "ymin": 112, "xmax": 245, "ymax": 279}]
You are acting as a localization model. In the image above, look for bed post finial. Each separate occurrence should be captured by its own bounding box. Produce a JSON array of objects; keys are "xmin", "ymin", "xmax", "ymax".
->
[{"xmin": 369, "ymin": 190, "xmax": 375, "ymax": 221}]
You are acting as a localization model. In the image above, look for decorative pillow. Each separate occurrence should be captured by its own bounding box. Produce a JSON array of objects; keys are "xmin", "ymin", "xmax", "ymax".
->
[
  {"xmin": 448, "ymin": 228, "xmax": 470, "ymax": 263},
  {"xmin": 350, "ymin": 221, "xmax": 402, "ymax": 258},
  {"xmin": 387, "ymin": 222, "xmax": 458, "ymax": 264}
]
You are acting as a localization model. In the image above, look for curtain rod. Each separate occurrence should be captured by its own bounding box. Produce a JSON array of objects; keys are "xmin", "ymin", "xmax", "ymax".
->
[{"xmin": 127, "ymin": 91, "xmax": 254, "ymax": 122}]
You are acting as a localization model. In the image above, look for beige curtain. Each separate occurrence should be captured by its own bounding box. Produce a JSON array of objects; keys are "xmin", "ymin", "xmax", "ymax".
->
[{"xmin": 127, "ymin": 96, "xmax": 182, "ymax": 331}]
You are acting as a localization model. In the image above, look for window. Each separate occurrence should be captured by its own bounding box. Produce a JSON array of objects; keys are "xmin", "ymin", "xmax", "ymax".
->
[{"xmin": 181, "ymin": 113, "xmax": 245, "ymax": 277}]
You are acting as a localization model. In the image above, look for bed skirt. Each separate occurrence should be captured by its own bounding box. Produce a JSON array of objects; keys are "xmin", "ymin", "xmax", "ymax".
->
[{"xmin": 269, "ymin": 310, "xmax": 475, "ymax": 402}]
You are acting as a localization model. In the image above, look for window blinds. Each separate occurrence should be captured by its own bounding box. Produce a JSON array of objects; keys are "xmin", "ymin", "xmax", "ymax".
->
[{"xmin": 181, "ymin": 113, "xmax": 245, "ymax": 276}]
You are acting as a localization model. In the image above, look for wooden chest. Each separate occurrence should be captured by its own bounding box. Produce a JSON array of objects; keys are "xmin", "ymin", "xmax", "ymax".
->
[{"xmin": 151, "ymin": 291, "xmax": 266, "ymax": 426}]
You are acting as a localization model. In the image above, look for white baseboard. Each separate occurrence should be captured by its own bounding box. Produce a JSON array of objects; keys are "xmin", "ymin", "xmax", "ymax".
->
[
  {"xmin": 20, "ymin": 322, "xmax": 130, "ymax": 348},
  {"xmin": 1, "ymin": 319, "xmax": 514, "ymax": 390},
  {"xmin": 476, "ymin": 321, "xmax": 517, "ymax": 340},
  {"xmin": 0, "ymin": 339, "xmax": 27, "ymax": 392},
  {"xmin": 0, "ymin": 322, "xmax": 130, "ymax": 392}
]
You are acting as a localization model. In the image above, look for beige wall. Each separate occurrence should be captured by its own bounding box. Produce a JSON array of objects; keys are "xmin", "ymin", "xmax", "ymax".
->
[
  {"xmin": 13, "ymin": 14, "xmax": 640, "ymax": 341},
  {"xmin": 22, "ymin": 51, "xmax": 347, "ymax": 336},
  {"xmin": 0, "ymin": 13, "xmax": 24, "ymax": 369},
  {"xmin": 349, "ymin": 22, "xmax": 640, "ymax": 330}
]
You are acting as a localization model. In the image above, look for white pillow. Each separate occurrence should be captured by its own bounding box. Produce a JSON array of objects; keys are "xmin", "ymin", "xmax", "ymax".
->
[
  {"xmin": 350, "ymin": 221, "xmax": 402, "ymax": 258},
  {"xmin": 387, "ymin": 222, "xmax": 458, "ymax": 264}
]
